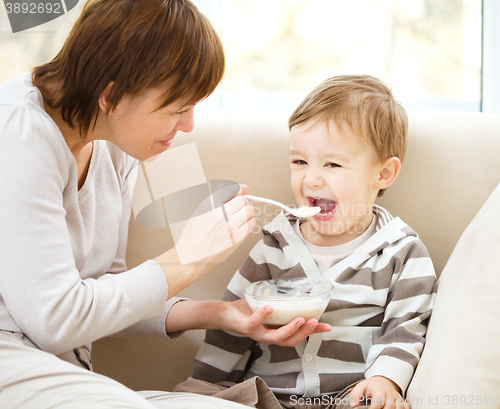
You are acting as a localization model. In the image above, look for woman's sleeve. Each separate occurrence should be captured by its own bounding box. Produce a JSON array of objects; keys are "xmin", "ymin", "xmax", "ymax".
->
[
  {"xmin": 111, "ymin": 297, "xmax": 187, "ymax": 338},
  {"xmin": 0, "ymin": 106, "xmax": 169, "ymax": 354}
]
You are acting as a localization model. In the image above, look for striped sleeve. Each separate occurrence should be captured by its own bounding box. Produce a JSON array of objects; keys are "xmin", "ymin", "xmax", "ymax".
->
[{"xmin": 364, "ymin": 238, "xmax": 437, "ymax": 394}]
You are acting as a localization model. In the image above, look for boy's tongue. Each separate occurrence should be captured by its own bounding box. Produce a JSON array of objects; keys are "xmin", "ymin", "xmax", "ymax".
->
[{"xmin": 314, "ymin": 198, "xmax": 335, "ymax": 214}]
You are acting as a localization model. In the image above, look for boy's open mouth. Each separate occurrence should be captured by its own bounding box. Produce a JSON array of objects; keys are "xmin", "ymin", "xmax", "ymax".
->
[{"xmin": 309, "ymin": 197, "xmax": 336, "ymax": 215}]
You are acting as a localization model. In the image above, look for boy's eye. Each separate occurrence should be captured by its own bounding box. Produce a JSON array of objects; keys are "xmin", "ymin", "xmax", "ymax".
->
[
  {"xmin": 292, "ymin": 160, "xmax": 307, "ymax": 165},
  {"xmin": 325, "ymin": 162, "xmax": 340, "ymax": 168}
]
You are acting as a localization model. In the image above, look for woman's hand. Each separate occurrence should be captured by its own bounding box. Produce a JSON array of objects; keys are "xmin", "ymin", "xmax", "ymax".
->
[
  {"xmin": 175, "ymin": 183, "xmax": 255, "ymax": 265},
  {"xmin": 215, "ymin": 299, "xmax": 332, "ymax": 347},
  {"xmin": 155, "ymin": 184, "xmax": 255, "ymax": 298},
  {"xmin": 166, "ymin": 299, "xmax": 331, "ymax": 347}
]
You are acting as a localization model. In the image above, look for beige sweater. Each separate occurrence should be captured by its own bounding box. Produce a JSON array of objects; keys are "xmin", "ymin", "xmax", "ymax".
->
[{"xmin": 0, "ymin": 73, "xmax": 173, "ymax": 355}]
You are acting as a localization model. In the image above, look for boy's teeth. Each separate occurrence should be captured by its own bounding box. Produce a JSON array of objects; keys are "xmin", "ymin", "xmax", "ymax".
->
[{"xmin": 313, "ymin": 198, "xmax": 335, "ymax": 215}]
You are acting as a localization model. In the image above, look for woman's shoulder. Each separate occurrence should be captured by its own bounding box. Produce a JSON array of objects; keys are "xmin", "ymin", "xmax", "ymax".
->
[
  {"xmin": 0, "ymin": 73, "xmax": 73, "ymax": 181},
  {"xmin": 0, "ymin": 72, "xmax": 66, "ymax": 144},
  {"xmin": 0, "ymin": 72, "xmax": 49, "ymax": 120},
  {"xmin": 0, "ymin": 73, "xmax": 34, "ymax": 105}
]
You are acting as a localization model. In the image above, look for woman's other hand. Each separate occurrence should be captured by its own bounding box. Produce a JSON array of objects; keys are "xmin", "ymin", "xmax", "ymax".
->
[
  {"xmin": 175, "ymin": 183, "xmax": 255, "ymax": 265},
  {"xmin": 216, "ymin": 299, "xmax": 332, "ymax": 347},
  {"xmin": 166, "ymin": 299, "xmax": 331, "ymax": 346},
  {"xmin": 155, "ymin": 184, "xmax": 255, "ymax": 298}
]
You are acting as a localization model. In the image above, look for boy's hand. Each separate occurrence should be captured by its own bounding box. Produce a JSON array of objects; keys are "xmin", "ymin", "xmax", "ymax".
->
[
  {"xmin": 350, "ymin": 376, "xmax": 409, "ymax": 409},
  {"xmin": 218, "ymin": 299, "xmax": 331, "ymax": 347}
]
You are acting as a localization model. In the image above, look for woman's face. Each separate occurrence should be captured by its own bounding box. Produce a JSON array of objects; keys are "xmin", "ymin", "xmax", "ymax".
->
[{"xmin": 104, "ymin": 88, "xmax": 195, "ymax": 161}]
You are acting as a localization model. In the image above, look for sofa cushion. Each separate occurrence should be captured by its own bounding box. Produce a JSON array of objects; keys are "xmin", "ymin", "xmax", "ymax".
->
[{"xmin": 407, "ymin": 183, "xmax": 500, "ymax": 409}]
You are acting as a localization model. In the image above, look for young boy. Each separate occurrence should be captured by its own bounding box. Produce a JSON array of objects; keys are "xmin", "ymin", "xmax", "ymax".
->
[{"xmin": 175, "ymin": 75, "xmax": 437, "ymax": 409}]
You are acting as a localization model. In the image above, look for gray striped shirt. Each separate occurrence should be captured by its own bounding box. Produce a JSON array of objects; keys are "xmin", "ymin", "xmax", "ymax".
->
[{"xmin": 191, "ymin": 206, "xmax": 437, "ymax": 397}]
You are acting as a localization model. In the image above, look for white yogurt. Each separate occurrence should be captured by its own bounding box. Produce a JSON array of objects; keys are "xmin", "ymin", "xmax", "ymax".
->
[
  {"xmin": 293, "ymin": 206, "xmax": 321, "ymax": 218},
  {"xmin": 243, "ymin": 278, "xmax": 332, "ymax": 326},
  {"xmin": 246, "ymin": 297, "xmax": 329, "ymax": 325}
]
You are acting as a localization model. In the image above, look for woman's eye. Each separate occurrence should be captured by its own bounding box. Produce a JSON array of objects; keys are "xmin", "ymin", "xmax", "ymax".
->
[{"xmin": 176, "ymin": 108, "xmax": 189, "ymax": 115}]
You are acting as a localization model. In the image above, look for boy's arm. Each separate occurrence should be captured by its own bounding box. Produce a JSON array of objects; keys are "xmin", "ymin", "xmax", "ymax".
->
[
  {"xmin": 364, "ymin": 238, "xmax": 437, "ymax": 395},
  {"xmin": 350, "ymin": 376, "xmax": 410, "ymax": 408}
]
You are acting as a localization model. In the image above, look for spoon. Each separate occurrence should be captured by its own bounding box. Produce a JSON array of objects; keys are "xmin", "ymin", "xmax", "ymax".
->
[{"xmin": 245, "ymin": 194, "xmax": 321, "ymax": 218}]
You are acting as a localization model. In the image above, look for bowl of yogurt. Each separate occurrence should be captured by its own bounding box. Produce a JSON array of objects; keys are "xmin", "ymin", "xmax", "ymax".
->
[{"xmin": 243, "ymin": 278, "xmax": 333, "ymax": 326}]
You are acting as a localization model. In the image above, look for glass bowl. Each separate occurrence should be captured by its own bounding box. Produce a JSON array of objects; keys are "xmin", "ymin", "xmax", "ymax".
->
[{"xmin": 243, "ymin": 278, "xmax": 333, "ymax": 326}]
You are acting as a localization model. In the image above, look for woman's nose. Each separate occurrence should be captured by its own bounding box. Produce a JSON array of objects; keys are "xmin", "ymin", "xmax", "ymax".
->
[{"xmin": 176, "ymin": 110, "xmax": 195, "ymax": 133}]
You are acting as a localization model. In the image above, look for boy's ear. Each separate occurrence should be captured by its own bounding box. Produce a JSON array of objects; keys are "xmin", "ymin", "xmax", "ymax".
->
[{"xmin": 376, "ymin": 157, "xmax": 401, "ymax": 190}]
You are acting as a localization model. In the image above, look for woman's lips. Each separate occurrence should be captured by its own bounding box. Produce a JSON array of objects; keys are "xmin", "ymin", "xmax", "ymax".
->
[{"xmin": 157, "ymin": 138, "xmax": 174, "ymax": 149}]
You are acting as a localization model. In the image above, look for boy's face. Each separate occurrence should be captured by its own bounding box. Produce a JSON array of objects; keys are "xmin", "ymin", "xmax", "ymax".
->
[{"xmin": 289, "ymin": 120, "xmax": 384, "ymax": 247}]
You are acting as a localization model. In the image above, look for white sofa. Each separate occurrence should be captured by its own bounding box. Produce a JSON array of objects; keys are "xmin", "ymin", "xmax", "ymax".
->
[{"xmin": 92, "ymin": 111, "xmax": 500, "ymax": 407}]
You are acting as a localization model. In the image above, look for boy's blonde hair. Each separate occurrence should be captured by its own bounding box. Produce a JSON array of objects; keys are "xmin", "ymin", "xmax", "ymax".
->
[{"xmin": 288, "ymin": 75, "xmax": 408, "ymax": 164}]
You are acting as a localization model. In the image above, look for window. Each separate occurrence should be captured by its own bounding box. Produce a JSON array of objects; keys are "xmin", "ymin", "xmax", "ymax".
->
[
  {"xmin": 0, "ymin": 0, "xmax": 487, "ymax": 113},
  {"xmin": 482, "ymin": 0, "xmax": 500, "ymax": 114},
  {"xmin": 197, "ymin": 0, "xmax": 482, "ymax": 113}
]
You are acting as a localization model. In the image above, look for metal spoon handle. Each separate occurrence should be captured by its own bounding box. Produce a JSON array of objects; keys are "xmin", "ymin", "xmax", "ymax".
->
[{"xmin": 245, "ymin": 194, "xmax": 292, "ymax": 213}]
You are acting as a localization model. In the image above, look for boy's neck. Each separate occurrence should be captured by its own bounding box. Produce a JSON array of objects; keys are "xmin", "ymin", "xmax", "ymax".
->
[{"xmin": 299, "ymin": 212, "xmax": 375, "ymax": 247}]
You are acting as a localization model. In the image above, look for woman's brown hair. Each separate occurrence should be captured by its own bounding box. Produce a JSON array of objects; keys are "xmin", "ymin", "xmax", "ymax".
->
[{"xmin": 33, "ymin": 0, "xmax": 224, "ymax": 137}]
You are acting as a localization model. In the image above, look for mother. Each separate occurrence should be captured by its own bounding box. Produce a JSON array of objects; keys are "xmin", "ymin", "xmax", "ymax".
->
[{"xmin": 0, "ymin": 0, "xmax": 329, "ymax": 408}]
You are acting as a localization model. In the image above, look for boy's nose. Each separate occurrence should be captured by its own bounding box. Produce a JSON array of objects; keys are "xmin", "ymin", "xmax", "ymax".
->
[{"xmin": 303, "ymin": 168, "xmax": 324, "ymax": 187}]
